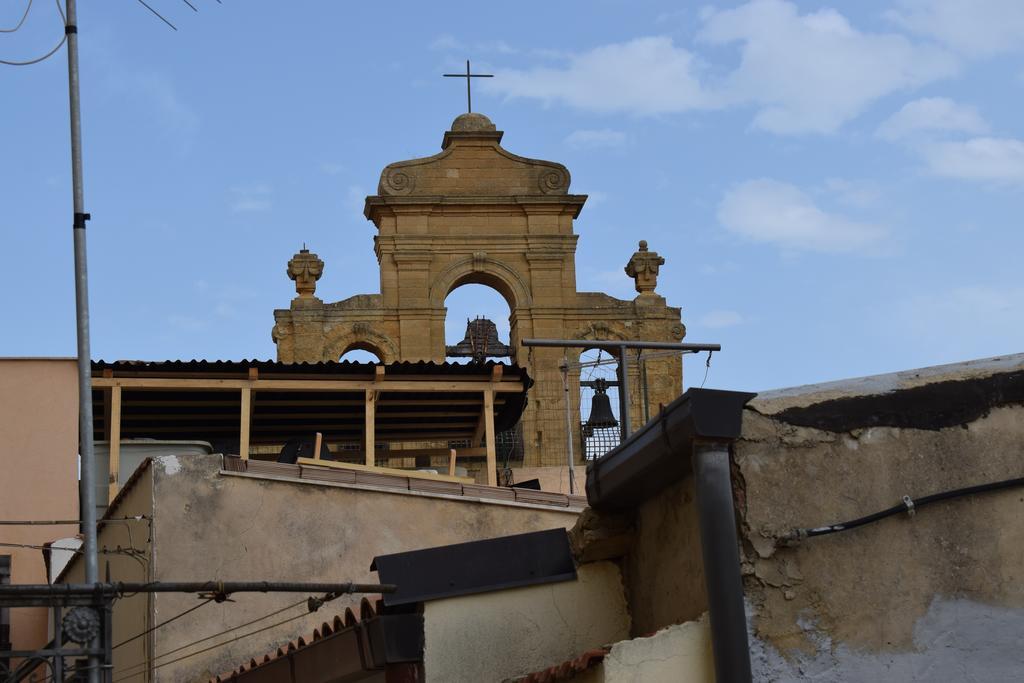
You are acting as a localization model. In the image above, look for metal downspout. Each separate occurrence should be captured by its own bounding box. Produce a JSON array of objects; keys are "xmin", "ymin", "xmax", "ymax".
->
[{"xmin": 694, "ymin": 441, "xmax": 752, "ymax": 683}]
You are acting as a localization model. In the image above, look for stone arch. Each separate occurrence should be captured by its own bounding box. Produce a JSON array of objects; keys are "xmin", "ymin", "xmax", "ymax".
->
[
  {"xmin": 428, "ymin": 255, "xmax": 533, "ymax": 311},
  {"xmin": 323, "ymin": 325, "xmax": 399, "ymax": 364}
]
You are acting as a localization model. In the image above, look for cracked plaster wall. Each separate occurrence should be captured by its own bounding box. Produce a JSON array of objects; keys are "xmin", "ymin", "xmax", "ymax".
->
[
  {"xmin": 737, "ymin": 354, "xmax": 1024, "ymax": 681},
  {"xmin": 422, "ymin": 561, "xmax": 629, "ymax": 683},
  {"xmin": 111, "ymin": 453, "xmax": 579, "ymax": 682}
]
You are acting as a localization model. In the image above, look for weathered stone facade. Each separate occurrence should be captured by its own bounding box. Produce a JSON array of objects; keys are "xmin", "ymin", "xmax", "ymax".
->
[{"xmin": 272, "ymin": 113, "xmax": 684, "ymax": 466}]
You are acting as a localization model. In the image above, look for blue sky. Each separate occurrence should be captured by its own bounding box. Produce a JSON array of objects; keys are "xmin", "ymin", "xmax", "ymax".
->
[{"xmin": 2, "ymin": 0, "xmax": 1022, "ymax": 392}]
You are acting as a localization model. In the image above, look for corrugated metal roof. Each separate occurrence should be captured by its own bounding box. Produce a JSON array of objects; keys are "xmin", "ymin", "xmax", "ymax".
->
[
  {"xmin": 90, "ymin": 360, "xmax": 531, "ymax": 447},
  {"xmin": 92, "ymin": 358, "xmax": 531, "ymax": 383}
]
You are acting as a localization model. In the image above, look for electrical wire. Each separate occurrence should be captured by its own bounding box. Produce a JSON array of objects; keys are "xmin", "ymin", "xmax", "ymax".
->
[
  {"xmin": 112, "ymin": 596, "xmax": 312, "ymax": 679},
  {"xmin": 699, "ymin": 350, "xmax": 713, "ymax": 388},
  {"xmin": 181, "ymin": 0, "xmax": 198, "ymax": 11},
  {"xmin": 0, "ymin": 541, "xmax": 142, "ymax": 555},
  {"xmin": 112, "ymin": 597, "xmax": 215, "ymax": 650},
  {"xmin": 113, "ymin": 605, "xmax": 325, "ymax": 681},
  {"xmin": 0, "ymin": 0, "xmax": 65, "ymax": 66},
  {"xmin": 783, "ymin": 475, "xmax": 1024, "ymax": 542},
  {"xmin": 0, "ymin": 0, "xmax": 33, "ymax": 32},
  {"xmin": 0, "ymin": 515, "xmax": 150, "ymax": 525},
  {"xmin": 135, "ymin": 0, "xmax": 177, "ymax": 30}
]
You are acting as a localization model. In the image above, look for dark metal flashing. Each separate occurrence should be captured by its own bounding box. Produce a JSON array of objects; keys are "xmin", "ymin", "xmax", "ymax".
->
[
  {"xmin": 769, "ymin": 370, "xmax": 1024, "ymax": 432},
  {"xmin": 213, "ymin": 601, "xmax": 423, "ymax": 682},
  {"xmin": 586, "ymin": 388, "xmax": 756, "ymax": 511},
  {"xmin": 371, "ymin": 528, "xmax": 576, "ymax": 607}
]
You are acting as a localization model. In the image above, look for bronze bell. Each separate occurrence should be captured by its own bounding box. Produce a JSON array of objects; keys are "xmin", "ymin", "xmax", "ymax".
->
[
  {"xmin": 445, "ymin": 317, "xmax": 513, "ymax": 362},
  {"xmin": 586, "ymin": 378, "xmax": 618, "ymax": 429}
]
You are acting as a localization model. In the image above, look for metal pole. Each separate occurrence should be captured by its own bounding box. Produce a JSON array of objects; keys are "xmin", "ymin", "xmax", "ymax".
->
[
  {"xmin": 63, "ymin": 3, "xmax": 99, "ymax": 681},
  {"xmin": 693, "ymin": 441, "xmax": 752, "ymax": 683},
  {"xmin": 521, "ymin": 339, "xmax": 721, "ymax": 352},
  {"xmin": 640, "ymin": 352, "xmax": 651, "ymax": 423},
  {"xmin": 617, "ymin": 345, "xmax": 632, "ymax": 439},
  {"xmin": 559, "ymin": 362, "xmax": 576, "ymax": 495}
]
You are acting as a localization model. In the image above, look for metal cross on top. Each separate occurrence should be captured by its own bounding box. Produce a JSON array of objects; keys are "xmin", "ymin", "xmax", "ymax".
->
[{"xmin": 443, "ymin": 60, "xmax": 493, "ymax": 113}]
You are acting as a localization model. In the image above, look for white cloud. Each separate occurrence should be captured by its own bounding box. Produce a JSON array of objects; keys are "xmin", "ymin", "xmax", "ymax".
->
[
  {"xmin": 887, "ymin": 0, "xmax": 1024, "ymax": 58},
  {"xmin": 346, "ymin": 185, "xmax": 366, "ymax": 215},
  {"xmin": 564, "ymin": 129, "xmax": 627, "ymax": 149},
  {"xmin": 106, "ymin": 70, "xmax": 199, "ymax": 151},
  {"xmin": 698, "ymin": 0, "xmax": 959, "ymax": 134},
  {"xmin": 822, "ymin": 178, "xmax": 882, "ymax": 208},
  {"xmin": 698, "ymin": 310, "xmax": 745, "ymax": 328},
  {"xmin": 430, "ymin": 35, "xmax": 517, "ymax": 54},
  {"xmin": 877, "ymin": 97, "xmax": 989, "ymax": 141},
  {"xmin": 921, "ymin": 137, "xmax": 1024, "ymax": 185},
  {"xmin": 886, "ymin": 285, "xmax": 1024, "ymax": 357},
  {"xmin": 718, "ymin": 179, "xmax": 887, "ymax": 253},
  {"xmin": 485, "ymin": 36, "xmax": 713, "ymax": 116},
  {"xmin": 320, "ymin": 162, "xmax": 345, "ymax": 175},
  {"xmin": 485, "ymin": 1, "xmax": 958, "ymax": 135},
  {"xmin": 229, "ymin": 184, "xmax": 272, "ymax": 213}
]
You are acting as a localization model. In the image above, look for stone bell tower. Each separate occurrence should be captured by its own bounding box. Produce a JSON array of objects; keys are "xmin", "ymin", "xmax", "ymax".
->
[{"xmin": 272, "ymin": 112, "xmax": 685, "ymax": 466}]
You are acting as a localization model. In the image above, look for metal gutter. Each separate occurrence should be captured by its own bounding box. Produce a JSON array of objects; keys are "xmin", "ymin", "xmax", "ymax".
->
[{"xmin": 585, "ymin": 388, "xmax": 756, "ymax": 683}]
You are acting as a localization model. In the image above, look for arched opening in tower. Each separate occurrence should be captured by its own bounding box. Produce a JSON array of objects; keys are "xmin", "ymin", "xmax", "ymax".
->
[{"xmin": 443, "ymin": 284, "xmax": 514, "ymax": 365}]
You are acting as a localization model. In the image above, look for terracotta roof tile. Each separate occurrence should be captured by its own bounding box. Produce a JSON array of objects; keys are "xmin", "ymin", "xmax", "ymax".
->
[
  {"xmin": 210, "ymin": 599, "xmax": 385, "ymax": 682},
  {"xmin": 230, "ymin": 458, "xmax": 587, "ymax": 511},
  {"xmin": 511, "ymin": 647, "xmax": 611, "ymax": 682}
]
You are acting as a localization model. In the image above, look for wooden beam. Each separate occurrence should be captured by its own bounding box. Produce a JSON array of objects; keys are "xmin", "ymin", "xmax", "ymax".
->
[
  {"xmin": 239, "ymin": 388, "xmax": 252, "ymax": 460},
  {"xmin": 484, "ymin": 390, "xmax": 497, "ymax": 487},
  {"xmin": 91, "ymin": 377, "xmax": 525, "ymax": 393},
  {"xmin": 296, "ymin": 457, "xmax": 473, "ymax": 484},
  {"xmin": 364, "ymin": 389, "xmax": 376, "ymax": 467},
  {"xmin": 313, "ymin": 432, "xmax": 323, "ymax": 460},
  {"xmin": 375, "ymin": 365, "xmax": 386, "ymax": 380},
  {"xmin": 491, "ymin": 365, "xmax": 503, "ymax": 381},
  {"xmin": 471, "ymin": 410, "xmax": 487, "ymax": 448},
  {"xmin": 448, "ymin": 448, "xmax": 457, "ymax": 477},
  {"xmin": 376, "ymin": 446, "xmax": 488, "ymax": 459},
  {"xmin": 122, "ymin": 398, "xmax": 506, "ymax": 408},
  {"xmin": 107, "ymin": 386, "xmax": 122, "ymax": 502}
]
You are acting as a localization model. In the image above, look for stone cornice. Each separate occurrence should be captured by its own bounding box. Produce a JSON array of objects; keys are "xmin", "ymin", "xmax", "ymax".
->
[{"xmin": 364, "ymin": 194, "xmax": 588, "ymax": 222}]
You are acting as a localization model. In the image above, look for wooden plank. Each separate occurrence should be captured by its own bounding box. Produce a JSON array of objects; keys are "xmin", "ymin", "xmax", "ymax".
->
[
  {"xmin": 448, "ymin": 449, "xmax": 457, "ymax": 477},
  {"xmin": 239, "ymin": 388, "xmax": 252, "ymax": 460},
  {"xmin": 364, "ymin": 390, "xmax": 375, "ymax": 467},
  {"xmin": 107, "ymin": 386, "xmax": 122, "ymax": 502},
  {"xmin": 313, "ymin": 432, "xmax": 323, "ymax": 460},
  {"xmin": 296, "ymin": 457, "xmax": 473, "ymax": 484},
  {"xmin": 372, "ymin": 446, "xmax": 488, "ymax": 458},
  {"xmin": 91, "ymin": 377, "xmax": 525, "ymax": 393},
  {"xmin": 471, "ymin": 411, "xmax": 487, "ymax": 448},
  {"xmin": 484, "ymin": 390, "xmax": 497, "ymax": 487},
  {"xmin": 375, "ymin": 365, "xmax": 386, "ymax": 380},
  {"xmin": 491, "ymin": 365, "xmax": 503, "ymax": 380},
  {"xmin": 121, "ymin": 398, "xmax": 507, "ymax": 408}
]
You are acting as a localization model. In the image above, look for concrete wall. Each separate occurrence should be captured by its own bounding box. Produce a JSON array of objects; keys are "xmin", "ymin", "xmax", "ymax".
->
[
  {"xmin": 62, "ymin": 464, "xmax": 153, "ymax": 681},
  {"xmin": 0, "ymin": 359, "xmax": 79, "ymax": 655},
  {"xmin": 422, "ymin": 561, "xmax": 630, "ymax": 683},
  {"xmin": 87, "ymin": 453, "xmax": 580, "ymax": 682},
  {"xmin": 597, "ymin": 616, "xmax": 713, "ymax": 683},
  {"xmin": 625, "ymin": 475, "xmax": 707, "ymax": 637},
  {"xmin": 737, "ymin": 354, "xmax": 1024, "ymax": 680}
]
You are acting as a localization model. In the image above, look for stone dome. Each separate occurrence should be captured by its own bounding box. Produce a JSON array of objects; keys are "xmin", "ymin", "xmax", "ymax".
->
[{"xmin": 450, "ymin": 112, "xmax": 497, "ymax": 132}]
